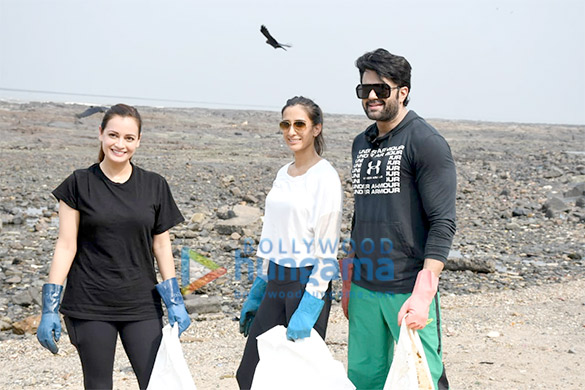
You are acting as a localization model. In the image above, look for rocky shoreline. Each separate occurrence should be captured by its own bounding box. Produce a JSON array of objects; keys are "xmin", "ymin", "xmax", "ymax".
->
[{"xmin": 0, "ymin": 101, "xmax": 584, "ymax": 339}]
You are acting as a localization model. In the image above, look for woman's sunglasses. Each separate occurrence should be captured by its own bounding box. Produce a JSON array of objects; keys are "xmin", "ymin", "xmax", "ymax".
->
[
  {"xmin": 279, "ymin": 120, "xmax": 307, "ymax": 132},
  {"xmin": 355, "ymin": 83, "xmax": 400, "ymax": 99}
]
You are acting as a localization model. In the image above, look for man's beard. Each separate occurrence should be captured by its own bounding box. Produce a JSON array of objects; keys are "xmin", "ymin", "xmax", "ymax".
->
[{"xmin": 363, "ymin": 95, "xmax": 399, "ymax": 122}]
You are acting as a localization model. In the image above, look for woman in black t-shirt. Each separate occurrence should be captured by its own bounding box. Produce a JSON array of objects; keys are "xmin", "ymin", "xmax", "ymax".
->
[{"xmin": 36, "ymin": 104, "xmax": 190, "ymax": 389}]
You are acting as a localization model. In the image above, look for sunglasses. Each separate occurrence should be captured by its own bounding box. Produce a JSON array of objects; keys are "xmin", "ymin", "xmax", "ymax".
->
[
  {"xmin": 279, "ymin": 120, "xmax": 307, "ymax": 132},
  {"xmin": 355, "ymin": 83, "xmax": 400, "ymax": 99}
]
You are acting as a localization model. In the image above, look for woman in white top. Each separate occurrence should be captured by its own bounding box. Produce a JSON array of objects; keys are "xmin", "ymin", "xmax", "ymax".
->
[{"xmin": 236, "ymin": 96, "xmax": 343, "ymax": 389}]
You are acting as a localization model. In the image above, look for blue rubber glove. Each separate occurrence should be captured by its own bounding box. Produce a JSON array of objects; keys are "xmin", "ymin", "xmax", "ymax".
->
[
  {"xmin": 156, "ymin": 277, "xmax": 191, "ymax": 336},
  {"xmin": 37, "ymin": 283, "xmax": 63, "ymax": 354},
  {"xmin": 286, "ymin": 291, "xmax": 325, "ymax": 341},
  {"xmin": 239, "ymin": 277, "xmax": 267, "ymax": 337}
]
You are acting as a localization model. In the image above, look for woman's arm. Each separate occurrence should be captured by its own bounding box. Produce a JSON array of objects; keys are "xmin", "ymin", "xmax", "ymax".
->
[
  {"xmin": 153, "ymin": 230, "xmax": 176, "ymax": 281},
  {"xmin": 153, "ymin": 230, "xmax": 191, "ymax": 335},
  {"xmin": 48, "ymin": 201, "xmax": 80, "ymax": 285}
]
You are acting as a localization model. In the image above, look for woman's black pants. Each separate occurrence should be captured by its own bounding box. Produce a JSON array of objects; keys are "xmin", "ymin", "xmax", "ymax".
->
[
  {"xmin": 236, "ymin": 262, "xmax": 332, "ymax": 390},
  {"xmin": 64, "ymin": 316, "xmax": 163, "ymax": 390}
]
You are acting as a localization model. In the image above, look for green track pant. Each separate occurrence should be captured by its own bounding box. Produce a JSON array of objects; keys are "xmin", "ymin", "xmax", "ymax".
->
[{"xmin": 347, "ymin": 283, "xmax": 449, "ymax": 390}]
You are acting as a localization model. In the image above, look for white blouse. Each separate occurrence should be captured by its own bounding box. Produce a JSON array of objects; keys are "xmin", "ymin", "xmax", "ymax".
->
[{"xmin": 258, "ymin": 159, "xmax": 343, "ymax": 296}]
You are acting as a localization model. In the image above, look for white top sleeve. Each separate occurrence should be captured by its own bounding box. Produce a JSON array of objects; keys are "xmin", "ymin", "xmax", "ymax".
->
[{"xmin": 304, "ymin": 210, "xmax": 342, "ymax": 297}]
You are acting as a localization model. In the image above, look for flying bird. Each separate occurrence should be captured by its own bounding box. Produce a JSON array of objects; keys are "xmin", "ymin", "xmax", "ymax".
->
[
  {"xmin": 260, "ymin": 25, "xmax": 291, "ymax": 50},
  {"xmin": 75, "ymin": 106, "xmax": 109, "ymax": 119}
]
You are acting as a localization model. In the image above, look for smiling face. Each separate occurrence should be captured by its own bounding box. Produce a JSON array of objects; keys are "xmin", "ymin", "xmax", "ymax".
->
[
  {"xmin": 281, "ymin": 105, "xmax": 322, "ymax": 155},
  {"xmin": 98, "ymin": 115, "xmax": 141, "ymax": 165},
  {"xmin": 361, "ymin": 69, "xmax": 404, "ymax": 123}
]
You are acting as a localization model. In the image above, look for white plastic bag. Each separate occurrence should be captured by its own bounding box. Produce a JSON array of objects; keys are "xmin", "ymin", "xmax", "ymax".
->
[
  {"xmin": 147, "ymin": 323, "xmax": 197, "ymax": 390},
  {"xmin": 251, "ymin": 325, "xmax": 355, "ymax": 390},
  {"xmin": 383, "ymin": 319, "xmax": 435, "ymax": 390}
]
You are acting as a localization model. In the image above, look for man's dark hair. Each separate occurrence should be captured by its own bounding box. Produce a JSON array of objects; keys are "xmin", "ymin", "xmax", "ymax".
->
[{"xmin": 355, "ymin": 48, "xmax": 412, "ymax": 106}]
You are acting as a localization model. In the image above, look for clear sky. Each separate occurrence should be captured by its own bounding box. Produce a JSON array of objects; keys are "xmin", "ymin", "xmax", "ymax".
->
[{"xmin": 1, "ymin": 0, "xmax": 584, "ymax": 125}]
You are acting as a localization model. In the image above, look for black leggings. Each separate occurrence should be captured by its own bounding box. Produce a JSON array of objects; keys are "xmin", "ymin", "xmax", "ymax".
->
[
  {"xmin": 64, "ymin": 316, "xmax": 163, "ymax": 390},
  {"xmin": 236, "ymin": 262, "xmax": 332, "ymax": 390}
]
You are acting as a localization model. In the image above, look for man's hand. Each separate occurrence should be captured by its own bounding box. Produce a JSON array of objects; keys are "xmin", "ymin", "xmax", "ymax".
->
[
  {"xmin": 398, "ymin": 269, "xmax": 439, "ymax": 329},
  {"xmin": 338, "ymin": 257, "xmax": 353, "ymax": 319}
]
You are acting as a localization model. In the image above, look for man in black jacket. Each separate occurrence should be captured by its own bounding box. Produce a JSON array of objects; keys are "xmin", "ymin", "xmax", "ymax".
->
[{"xmin": 343, "ymin": 48, "xmax": 455, "ymax": 389}]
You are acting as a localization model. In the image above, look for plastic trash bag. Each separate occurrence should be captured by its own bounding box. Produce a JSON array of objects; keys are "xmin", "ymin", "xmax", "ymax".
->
[
  {"xmin": 251, "ymin": 325, "xmax": 355, "ymax": 390},
  {"xmin": 147, "ymin": 323, "xmax": 197, "ymax": 390},
  {"xmin": 384, "ymin": 319, "xmax": 435, "ymax": 390}
]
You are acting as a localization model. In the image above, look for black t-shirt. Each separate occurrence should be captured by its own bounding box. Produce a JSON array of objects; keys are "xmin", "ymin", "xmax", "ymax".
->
[{"xmin": 52, "ymin": 163, "xmax": 184, "ymax": 321}]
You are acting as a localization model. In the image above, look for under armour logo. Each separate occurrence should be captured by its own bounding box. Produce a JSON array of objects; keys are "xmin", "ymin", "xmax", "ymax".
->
[{"xmin": 366, "ymin": 160, "xmax": 382, "ymax": 175}]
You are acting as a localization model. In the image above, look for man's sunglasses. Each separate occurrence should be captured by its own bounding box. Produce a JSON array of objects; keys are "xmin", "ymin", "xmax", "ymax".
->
[
  {"xmin": 279, "ymin": 120, "xmax": 307, "ymax": 132},
  {"xmin": 355, "ymin": 83, "xmax": 400, "ymax": 99}
]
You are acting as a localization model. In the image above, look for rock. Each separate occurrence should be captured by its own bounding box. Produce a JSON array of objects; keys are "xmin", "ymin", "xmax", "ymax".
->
[
  {"xmin": 568, "ymin": 175, "xmax": 585, "ymax": 183},
  {"xmin": 505, "ymin": 222, "xmax": 522, "ymax": 230},
  {"xmin": 242, "ymin": 228, "xmax": 255, "ymax": 238},
  {"xmin": 243, "ymin": 194, "xmax": 258, "ymax": 204},
  {"xmin": 565, "ymin": 183, "xmax": 585, "ymax": 197},
  {"xmin": 12, "ymin": 287, "xmax": 37, "ymax": 307},
  {"xmin": 486, "ymin": 331, "xmax": 501, "ymax": 338},
  {"xmin": 190, "ymin": 212, "xmax": 206, "ymax": 224},
  {"xmin": 215, "ymin": 222, "xmax": 242, "ymax": 236},
  {"xmin": 216, "ymin": 206, "xmax": 236, "ymax": 220},
  {"xmin": 0, "ymin": 317, "xmax": 12, "ymax": 331},
  {"xmin": 34, "ymin": 219, "xmax": 48, "ymax": 232},
  {"xmin": 222, "ymin": 175, "xmax": 235, "ymax": 185},
  {"xmin": 185, "ymin": 223, "xmax": 199, "ymax": 232},
  {"xmin": 445, "ymin": 252, "xmax": 495, "ymax": 273},
  {"xmin": 223, "ymin": 241, "xmax": 239, "ymax": 251},
  {"xmin": 183, "ymin": 230, "xmax": 198, "ymax": 238},
  {"xmin": 183, "ymin": 295, "xmax": 223, "ymax": 315},
  {"xmin": 4, "ymin": 275, "xmax": 22, "ymax": 284},
  {"xmin": 214, "ymin": 205, "xmax": 261, "ymax": 235},
  {"xmin": 230, "ymin": 187, "xmax": 242, "ymax": 197},
  {"xmin": 12, "ymin": 314, "xmax": 41, "ymax": 335},
  {"xmin": 512, "ymin": 207, "xmax": 528, "ymax": 217},
  {"xmin": 233, "ymin": 205, "xmax": 261, "ymax": 218},
  {"xmin": 230, "ymin": 232, "xmax": 241, "ymax": 240},
  {"xmin": 543, "ymin": 167, "xmax": 564, "ymax": 178},
  {"xmin": 543, "ymin": 197, "xmax": 570, "ymax": 214},
  {"xmin": 576, "ymin": 197, "xmax": 585, "ymax": 208}
]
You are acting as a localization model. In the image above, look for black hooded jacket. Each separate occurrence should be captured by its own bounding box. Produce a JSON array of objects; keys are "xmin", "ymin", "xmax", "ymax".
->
[{"xmin": 350, "ymin": 110, "xmax": 456, "ymax": 293}]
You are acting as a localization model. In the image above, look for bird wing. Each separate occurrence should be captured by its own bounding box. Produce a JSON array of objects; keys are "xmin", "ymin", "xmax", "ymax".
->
[
  {"xmin": 75, "ymin": 106, "xmax": 108, "ymax": 119},
  {"xmin": 260, "ymin": 25, "xmax": 280, "ymax": 47}
]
